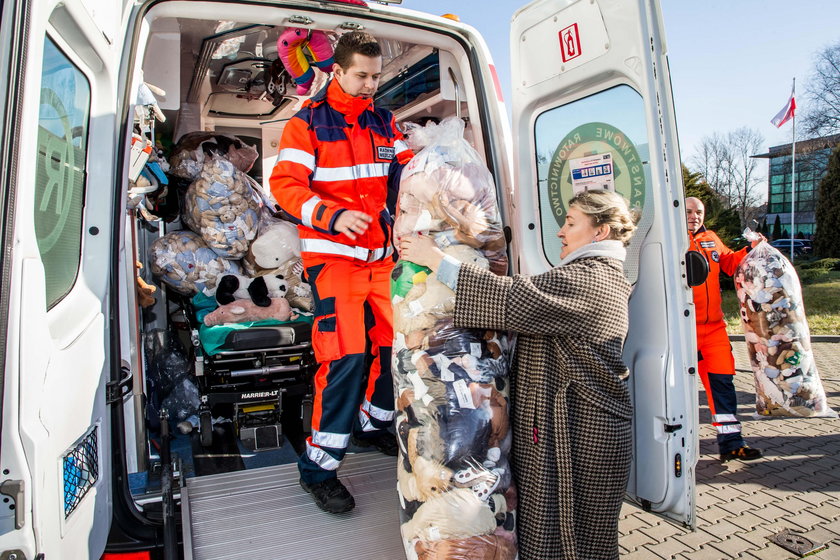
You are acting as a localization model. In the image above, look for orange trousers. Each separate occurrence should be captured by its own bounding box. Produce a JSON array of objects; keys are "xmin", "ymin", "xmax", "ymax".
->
[{"xmin": 299, "ymin": 255, "xmax": 395, "ymax": 483}]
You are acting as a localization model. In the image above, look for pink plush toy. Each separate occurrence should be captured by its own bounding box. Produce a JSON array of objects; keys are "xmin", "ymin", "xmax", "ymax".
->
[
  {"xmin": 277, "ymin": 28, "xmax": 334, "ymax": 95},
  {"xmin": 204, "ymin": 297, "xmax": 297, "ymax": 326}
]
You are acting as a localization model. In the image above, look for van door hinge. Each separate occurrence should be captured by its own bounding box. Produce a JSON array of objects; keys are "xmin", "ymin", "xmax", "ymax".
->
[
  {"xmin": 0, "ymin": 480, "xmax": 24, "ymax": 529},
  {"xmin": 664, "ymin": 423, "xmax": 682, "ymax": 433},
  {"xmin": 106, "ymin": 365, "xmax": 133, "ymax": 405}
]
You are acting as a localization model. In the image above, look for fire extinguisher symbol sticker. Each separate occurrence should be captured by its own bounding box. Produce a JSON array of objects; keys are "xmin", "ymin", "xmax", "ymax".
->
[{"xmin": 559, "ymin": 23, "xmax": 582, "ymax": 63}]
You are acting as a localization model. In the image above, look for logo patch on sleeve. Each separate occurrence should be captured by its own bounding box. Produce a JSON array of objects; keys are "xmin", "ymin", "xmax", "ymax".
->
[
  {"xmin": 711, "ymin": 250, "xmax": 720, "ymax": 262},
  {"xmin": 376, "ymin": 146, "xmax": 395, "ymax": 160}
]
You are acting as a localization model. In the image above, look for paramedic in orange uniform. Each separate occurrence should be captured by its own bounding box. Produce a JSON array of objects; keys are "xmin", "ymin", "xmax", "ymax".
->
[
  {"xmin": 270, "ymin": 31, "xmax": 413, "ymax": 513},
  {"xmin": 686, "ymin": 197, "xmax": 764, "ymax": 463}
]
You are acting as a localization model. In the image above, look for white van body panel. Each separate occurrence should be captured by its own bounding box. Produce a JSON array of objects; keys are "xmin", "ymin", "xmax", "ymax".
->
[
  {"xmin": 0, "ymin": 0, "xmax": 122, "ymax": 556},
  {"xmin": 510, "ymin": 0, "xmax": 696, "ymax": 526},
  {"xmin": 0, "ymin": 0, "xmax": 695, "ymax": 557}
]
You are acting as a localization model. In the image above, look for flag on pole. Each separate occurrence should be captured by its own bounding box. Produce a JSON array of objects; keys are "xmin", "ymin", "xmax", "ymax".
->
[{"xmin": 771, "ymin": 87, "xmax": 796, "ymax": 128}]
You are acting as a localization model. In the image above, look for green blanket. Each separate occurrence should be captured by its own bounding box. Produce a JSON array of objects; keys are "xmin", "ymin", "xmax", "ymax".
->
[{"xmin": 192, "ymin": 293, "xmax": 313, "ymax": 356}]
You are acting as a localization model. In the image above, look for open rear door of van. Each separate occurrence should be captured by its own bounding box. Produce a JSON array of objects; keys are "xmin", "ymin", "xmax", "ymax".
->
[
  {"xmin": 0, "ymin": 0, "xmax": 124, "ymax": 556},
  {"xmin": 510, "ymin": 0, "xmax": 697, "ymax": 527}
]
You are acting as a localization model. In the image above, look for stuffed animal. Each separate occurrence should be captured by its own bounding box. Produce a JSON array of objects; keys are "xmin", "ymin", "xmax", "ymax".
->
[
  {"xmin": 203, "ymin": 297, "xmax": 296, "ymax": 326},
  {"xmin": 135, "ymin": 261, "xmax": 157, "ymax": 308},
  {"xmin": 276, "ymin": 28, "xmax": 334, "ymax": 95},
  {"xmin": 400, "ymin": 487, "xmax": 497, "ymax": 542},
  {"xmin": 216, "ymin": 273, "xmax": 288, "ymax": 307},
  {"xmin": 414, "ymin": 533, "xmax": 517, "ymax": 560},
  {"xmin": 243, "ymin": 220, "xmax": 300, "ymax": 276}
]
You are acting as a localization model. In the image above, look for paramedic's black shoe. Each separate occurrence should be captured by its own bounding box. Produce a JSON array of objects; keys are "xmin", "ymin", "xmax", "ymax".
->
[
  {"xmin": 300, "ymin": 478, "xmax": 355, "ymax": 513},
  {"xmin": 351, "ymin": 434, "xmax": 399, "ymax": 456},
  {"xmin": 720, "ymin": 446, "xmax": 763, "ymax": 463}
]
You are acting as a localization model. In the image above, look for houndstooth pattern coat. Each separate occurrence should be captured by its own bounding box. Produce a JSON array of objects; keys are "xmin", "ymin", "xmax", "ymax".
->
[{"xmin": 454, "ymin": 257, "xmax": 633, "ymax": 560}]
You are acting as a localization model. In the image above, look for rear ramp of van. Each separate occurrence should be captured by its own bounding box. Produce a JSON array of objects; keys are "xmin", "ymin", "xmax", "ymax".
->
[{"xmin": 181, "ymin": 452, "xmax": 405, "ymax": 559}]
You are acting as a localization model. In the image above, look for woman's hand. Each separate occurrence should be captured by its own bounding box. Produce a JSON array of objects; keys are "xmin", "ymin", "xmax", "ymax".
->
[
  {"xmin": 399, "ymin": 234, "xmax": 445, "ymax": 271},
  {"xmin": 750, "ymin": 233, "xmax": 767, "ymax": 249}
]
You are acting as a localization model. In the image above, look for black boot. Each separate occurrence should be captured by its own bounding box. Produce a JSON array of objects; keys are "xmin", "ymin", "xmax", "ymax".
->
[
  {"xmin": 351, "ymin": 433, "xmax": 398, "ymax": 456},
  {"xmin": 300, "ymin": 478, "xmax": 355, "ymax": 513},
  {"xmin": 720, "ymin": 446, "xmax": 763, "ymax": 462}
]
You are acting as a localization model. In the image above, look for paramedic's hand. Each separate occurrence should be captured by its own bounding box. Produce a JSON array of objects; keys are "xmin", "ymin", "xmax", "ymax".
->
[
  {"xmin": 400, "ymin": 234, "xmax": 444, "ymax": 271},
  {"xmin": 334, "ymin": 210, "xmax": 373, "ymax": 240},
  {"xmin": 750, "ymin": 233, "xmax": 766, "ymax": 249}
]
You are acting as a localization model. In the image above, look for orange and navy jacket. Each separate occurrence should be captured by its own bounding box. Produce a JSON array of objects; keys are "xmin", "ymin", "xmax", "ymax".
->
[
  {"xmin": 269, "ymin": 79, "xmax": 413, "ymax": 259},
  {"xmin": 688, "ymin": 226, "xmax": 747, "ymax": 325}
]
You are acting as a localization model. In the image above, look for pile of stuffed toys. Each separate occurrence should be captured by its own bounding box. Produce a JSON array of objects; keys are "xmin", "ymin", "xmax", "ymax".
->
[
  {"xmin": 735, "ymin": 239, "xmax": 835, "ymax": 418},
  {"xmin": 392, "ymin": 118, "xmax": 517, "ymax": 560},
  {"xmin": 147, "ymin": 131, "xmax": 312, "ymax": 325}
]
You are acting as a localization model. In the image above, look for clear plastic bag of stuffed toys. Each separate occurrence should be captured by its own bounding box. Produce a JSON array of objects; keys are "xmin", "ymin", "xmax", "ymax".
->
[
  {"xmin": 735, "ymin": 231, "xmax": 836, "ymax": 418},
  {"xmin": 181, "ymin": 154, "xmax": 262, "ymax": 259},
  {"xmin": 148, "ymin": 230, "xmax": 240, "ymax": 296},
  {"xmin": 392, "ymin": 117, "xmax": 517, "ymax": 560},
  {"xmin": 168, "ymin": 131, "xmax": 259, "ymax": 181}
]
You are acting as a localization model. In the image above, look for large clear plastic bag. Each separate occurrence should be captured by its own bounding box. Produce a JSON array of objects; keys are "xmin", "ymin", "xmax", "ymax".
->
[
  {"xmin": 148, "ymin": 230, "xmax": 240, "ymax": 296},
  {"xmin": 735, "ymin": 236, "xmax": 836, "ymax": 418},
  {"xmin": 392, "ymin": 117, "xmax": 517, "ymax": 560},
  {"xmin": 182, "ymin": 155, "xmax": 262, "ymax": 259},
  {"xmin": 397, "ymin": 117, "xmax": 507, "ymax": 275},
  {"xmin": 168, "ymin": 131, "xmax": 258, "ymax": 181}
]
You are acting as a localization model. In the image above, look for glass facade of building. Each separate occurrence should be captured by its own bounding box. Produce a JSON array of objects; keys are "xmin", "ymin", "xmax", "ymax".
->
[{"xmin": 759, "ymin": 135, "xmax": 839, "ymax": 238}]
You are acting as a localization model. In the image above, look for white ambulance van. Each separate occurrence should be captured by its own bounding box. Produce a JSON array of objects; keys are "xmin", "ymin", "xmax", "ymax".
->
[{"xmin": 0, "ymin": 0, "xmax": 702, "ymax": 557}]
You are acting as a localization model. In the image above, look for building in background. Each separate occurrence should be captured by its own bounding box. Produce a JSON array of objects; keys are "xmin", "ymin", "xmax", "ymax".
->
[{"xmin": 753, "ymin": 133, "xmax": 840, "ymax": 238}]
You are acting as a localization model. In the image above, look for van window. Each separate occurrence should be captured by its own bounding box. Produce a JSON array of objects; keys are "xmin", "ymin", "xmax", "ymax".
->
[
  {"xmin": 375, "ymin": 52, "xmax": 440, "ymax": 112},
  {"xmin": 533, "ymin": 85, "xmax": 651, "ymax": 281},
  {"xmin": 34, "ymin": 37, "xmax": 90, "ymax": 308}
]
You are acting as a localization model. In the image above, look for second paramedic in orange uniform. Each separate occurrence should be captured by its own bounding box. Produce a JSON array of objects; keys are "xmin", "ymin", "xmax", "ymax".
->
[
  {"xmin": 686, "ymin": 197, "xmax": 763, "ymax": 463},
  {"xmin": 270, "ymin": 31, "xmax": 413, "ymax": 513}
]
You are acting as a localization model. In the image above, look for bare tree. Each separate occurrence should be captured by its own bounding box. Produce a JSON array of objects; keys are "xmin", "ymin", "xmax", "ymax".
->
[
  {"xmin": 692, "ymin": 133, "xmax": 735, "ymax": 202},
  {"xmin": 729, "ymin": 127, "xmax": 765, "ymax": 227},
  {"xmin": 802, "ymin": 41, "xmax": 840, "ymax": 138},
  {"xmin": 691, "ymin": 127, "xmax": 764, "ymax": 228}
]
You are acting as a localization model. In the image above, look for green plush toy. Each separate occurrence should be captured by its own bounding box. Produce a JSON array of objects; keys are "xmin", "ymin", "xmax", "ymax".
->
[{"xmin": 391, "ymin": 259, "xmax": 431, "ymax": 299}]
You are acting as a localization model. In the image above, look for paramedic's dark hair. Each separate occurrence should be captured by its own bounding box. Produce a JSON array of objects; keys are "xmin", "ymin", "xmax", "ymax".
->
[{"xmin": 334, "ymin": 31, "xmax": 382, "ymax": 69}]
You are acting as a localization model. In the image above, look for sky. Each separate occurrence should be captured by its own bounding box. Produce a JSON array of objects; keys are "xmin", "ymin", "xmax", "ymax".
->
[{"xmin": 400, "ymin": 0, "xmax": 840, "ymax": 176}]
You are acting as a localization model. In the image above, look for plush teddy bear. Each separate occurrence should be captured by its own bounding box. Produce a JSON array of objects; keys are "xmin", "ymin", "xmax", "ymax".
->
[
  {"xmin": 400, "ymin": 487, "xmax": 497, "ymax": 542},
  {"xmin": 135, "ymin": 261, "xmax": 157, "ymax": 308},
  {"xmin": 215, "ymin": 273, "xmax": 288, "ymax": 307},
  {"xmin": 414, "ymin": 533, "xmax": 517, "ymax": 560},
  {"xmin": 243, "ymin": 220, "xmax": 300, "ymax": 276},
  {"xmin": 203, "ymin": 297, "xmax": 296, "ymax": 326}
]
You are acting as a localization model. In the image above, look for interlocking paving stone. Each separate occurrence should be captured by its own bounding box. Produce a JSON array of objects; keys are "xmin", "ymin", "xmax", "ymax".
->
[
  {"xmin": 619, "ymin": 529, "xmax": 658, "ymax": 552},
  {"xmin": 645, "ymin": 538, "xmax": 694, "ymax": 559},
  {"xmin": 617, "ymin": 340, "xmax": 840, "ymax": 559},
  {"xmin": 706, "ymin": 534, "xmax": 762, "ymax": 557}
]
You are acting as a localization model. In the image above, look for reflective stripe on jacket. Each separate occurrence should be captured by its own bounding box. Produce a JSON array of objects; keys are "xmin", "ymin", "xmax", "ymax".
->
[
  {"xmin": 688, "ymin": 227, "xmax": 747, "ymax": 325},
  {"xmin": 269, "ymin": 79, "xmax": 413, "ymax": 257}
]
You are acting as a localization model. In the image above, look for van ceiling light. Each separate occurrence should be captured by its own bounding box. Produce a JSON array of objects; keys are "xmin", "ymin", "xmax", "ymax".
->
[{"xmin": 441, "ymin": 14, "xmax": 460, "ymax": 21}]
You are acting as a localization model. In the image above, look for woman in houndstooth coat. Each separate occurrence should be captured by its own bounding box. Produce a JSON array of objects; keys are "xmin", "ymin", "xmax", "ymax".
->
[{"xmin": 400, "ymin": 190, "xmax": 638, "ymax": 559}]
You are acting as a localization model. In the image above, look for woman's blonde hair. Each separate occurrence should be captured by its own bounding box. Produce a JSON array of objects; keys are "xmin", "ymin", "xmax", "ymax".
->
[{"xmin": 568, "ymin": 190, "xmax": 638, "ymax": 246}]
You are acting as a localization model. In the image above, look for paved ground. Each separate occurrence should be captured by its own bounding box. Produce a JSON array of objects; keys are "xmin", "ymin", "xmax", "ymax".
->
[{"xmin": 619, "ymin": 341, "xmax": 840, "ymax": 559}]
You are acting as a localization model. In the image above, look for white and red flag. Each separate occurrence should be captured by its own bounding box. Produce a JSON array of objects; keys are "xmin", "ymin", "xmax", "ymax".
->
[{"xmin": 771, "ymin": 87, "xmax": 796, "ymax": 128}]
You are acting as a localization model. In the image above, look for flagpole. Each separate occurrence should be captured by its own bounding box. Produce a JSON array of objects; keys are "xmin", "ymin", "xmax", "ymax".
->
[{"xmin": 789, "ymin": 77, "xmax": 796, "ymax": 261}]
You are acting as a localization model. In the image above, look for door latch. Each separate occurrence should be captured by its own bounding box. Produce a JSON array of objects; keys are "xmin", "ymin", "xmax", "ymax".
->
[{"xmin": 0, "ymin": 479, "xmax": 24, "ymax": 529}]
